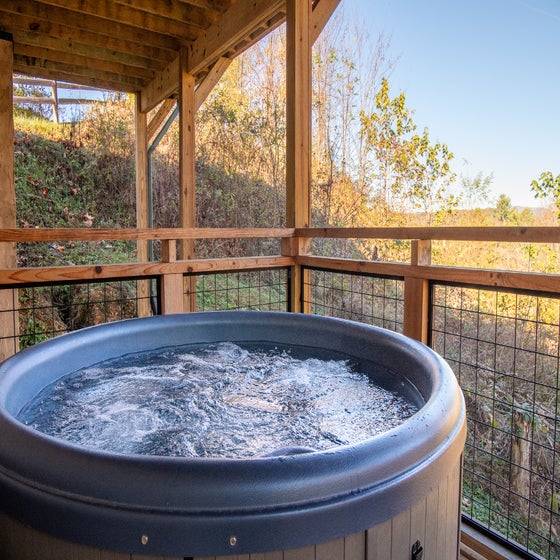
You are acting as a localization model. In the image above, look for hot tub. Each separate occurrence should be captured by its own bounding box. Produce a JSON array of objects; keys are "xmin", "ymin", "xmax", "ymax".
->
[{"xmin": 0, "ymin": 311, "xmax": 466, "ymax": 559}]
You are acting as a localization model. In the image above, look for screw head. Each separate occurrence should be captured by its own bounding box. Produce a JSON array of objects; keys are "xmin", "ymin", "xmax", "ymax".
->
[
  {"xmin": 229, "ymin": 535, "xmax": 237, "ymax": 547},
  {"xmin": 141, "ymin": 534, "xmax": 149, "ymax": 545}
]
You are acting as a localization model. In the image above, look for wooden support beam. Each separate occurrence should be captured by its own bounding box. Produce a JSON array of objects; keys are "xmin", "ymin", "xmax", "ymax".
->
[
  {"xmin": 178, "ymin": 49, "xmax": 197, "ymax": 312},
  {"xmin": 135, "ymin": 93, "xmax": 151, "ymax": 317},
  {"xmin": 140, "ymin": 55, "xmax": 180, "ymax": 113},
  {"xmin": 141, "ymin": 0, "xmax": 283, "ymax": 112},
  {"xmin": 194, "ymin": 56, "xmax": 231, "ymax": 109},
  {"xmin": 188, "ymin": 0, "xmax": 284, "ymax": 77},
  {"xmin": 311, "ymin": 0, "xmax": 342, "ymax": 44},
  {"xmin": 160, "ymin": 240, "xmax": 184, "ymax": 314},
  {"xmin": 403, "ymin": 240, "xmax": 431, "ymax": 344},
  {"xmin": 285, "ymin": 0, "xmax": 312, "ymax": 313},
  {"xmin": 0, "ymin": 36, "xmax": 17, "ymax": 360},
  {"xmin": 147, "ymin": 97, "xmax": 177, "ymax": 147},
  {"xmin": 146, "ymin": 57, "xmax": 231, "ymax": 146},
  {"xmin": 286, "ymin": 0, "xmax": 311, "ymax": 229}
]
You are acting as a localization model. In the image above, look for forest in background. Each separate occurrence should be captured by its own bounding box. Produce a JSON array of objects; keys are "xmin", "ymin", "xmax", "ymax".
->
[{"xmin": 13, "ymin": 11, "xmax": 559, "ymax": 273}]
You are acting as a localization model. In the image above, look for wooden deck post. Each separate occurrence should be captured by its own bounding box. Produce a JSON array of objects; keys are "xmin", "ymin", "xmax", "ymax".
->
[
  {"xmin": 403, "ymin": 240, "xmax": 432, "ymax": 344},
  {"xmin": 179, "ymin": 48, "xmax": 197, "ymax": 312},
  {"xmin": 160, "ymin": 240, "xmax": 184, "ymax": 314},
  {"xmin": 0, "ymin": 35, "xmax": 17, "ymax": 360},
  {"xmin": 285, "ymin": 0, "xmax": 312, "ymax": 313},
  {"xmin": 135, "ymin": 93, "xmax": 152, "ymax": 317}
]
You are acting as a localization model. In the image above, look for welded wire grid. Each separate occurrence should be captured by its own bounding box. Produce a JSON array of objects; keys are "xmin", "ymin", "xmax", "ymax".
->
[
  {"xmin": 431, "ymin": 284, "xmax": 560, "ymax": 560},
  {"xmin": 192, "ymin": 268, "xmax": 289, "ymax": 311},
  {"xmin": 302, "ymin": 268, "xmax": 404, "ymax": 332},
  {"xmin": 1, "ymin": 280, "xmax": 152, "ymax": 351}
]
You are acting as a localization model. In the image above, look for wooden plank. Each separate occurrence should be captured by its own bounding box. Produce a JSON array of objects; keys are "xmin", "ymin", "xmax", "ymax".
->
[
  {"xmin": 315, "ymin": 537, "xmax": 344, "ymax": 560},
  {"xmin": 286, "ymin": 0, "xmax": 311, "ymax": 229},
  {"xmin": 110, "ymin": 0, "xmax": 220, "ymax": 28},
  {"xmin": 366, "ymin": 518, "xmax": 392, "ymax": 560},
  {"xmin": 179, "ymin": 49, "xmax": 197, "ymax": 312},
  {"xmin": 286, "ymin": 0, "xmax": 312, "ymax": 313},
  {"xmin": 161, "ymin": 240, "xmax": 184, "ymax": 314},
  {"xmin": 1, "ymin": 9, "xmax": 175, "ymax": 64},
  {"xmin": 461, "ymin": 523, "xmax": 522, "ymax": 560},
  {"xmin": 13, "ymin": 54, "xmax": 144, "ymax": 93},
  {"xmin": 262, "ymin": 551, "xmax": 283, "ymax": 560},
  {"xmin": 141, "ymin": 0, "xmax": 282, "ymax": 111},
  {"xmin": 141, "ymin": 55, "xmax": 180, "ymax": 113},
  {"xmin": 297, "ymin": 255, "xmax": 560, "ymax": 295},
  {"xmin": 3, "ymin": 225, "xmax": 556, "ymax": 246},
  {"xmin": 409, "ymin": 496, "xmax": 427, "ymax": 558},
  {"xmin": 1, "ymin": 0, "xmax": 182, "ymax": 51},
  {"xmin": 14, "ymin": 42, "xmax": 155, "ymax": 81},
  {"xmin": 0, "ymin": 38, "xmax": 15, "ymax": 260},
  {"xmin": 0, "ymin": 227, "xmax": 294, "ymax": 243},
  {"xmin": 70, "ymin": 542, "xmax": 103, "ymax": 559},
  {"xmin": 0, "ymin": 36, "xmax": 17, "ymax": 362},
  {"xmin": 344, "ymin": 532, "xmax": 366, "ymax": 560},
  {"xmin": 390, "ymin": 508, "xmax": 412, "ymax": 559},
  {"xmin": 423, "ymin": 480, "xmax": 440, "ymax": 559},
  {"xmin": 295, "ymin": 226, "xmax": 560, "ymax": 244},
  {"xmin": 0, "ymin": 256, "xmax": 295, "ymax": 286},
  {"xmin": 135, "ymin": 94, "xmax": 151, "ymax": 318},
  {"xmin": 178, "ymin": 51, "xmax": 197, "ymax": 247},
  {"xmin": 283, "ymin": 545, "xmax": 315, "ymax": 560},
  {"xmin": 403, "ymin": 240, "xmax": 431, "ymax": 343},
  {"xmin": 447, "ymin": 461, "xmax": 462, "ymax": 560},
  {"xmin": 147, "ymin": 98, "xmax": 177, "ymax": 146},
  {"xmin": 188, "ymin": 0, "xmax": 284, "ymax": 77},
  {"xmin": 435, "ymin": 475, "xmax": 450, "ymax": 559},
  {"xmin": 311, "ymin": 0, "xmax": 342, "ymax": 44},
  {"xmin": 11, "ymin": 29, "xmax": 166, "ymax": 75},
  {"xmin": 195, "ymin": 56, "xmax": 232, "ymax": 109}
]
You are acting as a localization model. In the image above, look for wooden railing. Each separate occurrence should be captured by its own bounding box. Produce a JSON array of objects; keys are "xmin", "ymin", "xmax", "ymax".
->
[
  {"xmin": 1, "ymin": 226, "xmax": 558, "ymax": 336},
  {"xmin": 1, "ymin": 225, "xmax": 559, "ymax": 560}
]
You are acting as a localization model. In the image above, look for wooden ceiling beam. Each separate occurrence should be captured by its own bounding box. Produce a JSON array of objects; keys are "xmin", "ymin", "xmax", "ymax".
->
[
  {"xmin": 141, "ymin": 0, "xmax": 284, "ymax": 112},
  {"xmin": 175, "ymin": 0, "xmax": 233, "ymax": 12},
  {"xmin": 13, "ymin": 57, "xmax": 143, "ymax": 92},
  {"xmin": 110, "ymin": 0, "xmax": 220, "ymax": 27},
  {"xmin": 1, "ymin": 0, "xmax": 181, "ymax": 52},
  {"xmin": 187, "ymin": 0, "xmax": 284, "ymax": 77},
  {"xmin": 10, "ymin": 29, "xmax": 166, "ymax": 73},
  {"xmin": 0, "ymin": 9, "xmax": 176, "ymax": 65},
  {"xmin": 36, "ymin": 0, "xmax": 209, "ymax": 41},
  {"xmin": 140, "ymin": 56, "xmax": 181, "ymax": 113},
  {"xmin": 14, "ymin": 44, "xmax": 156, "ymax": 82}
]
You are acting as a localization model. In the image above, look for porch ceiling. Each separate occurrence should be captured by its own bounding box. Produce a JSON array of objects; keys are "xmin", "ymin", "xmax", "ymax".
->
[{"xmin": 0, "ymin": 0, "xmax": 310, "ymax": 106}]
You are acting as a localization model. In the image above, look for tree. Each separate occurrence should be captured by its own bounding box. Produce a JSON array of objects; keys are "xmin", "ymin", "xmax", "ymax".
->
[
  {"xmin": 461, "ymin": 172, "xmax": 493, "ymax": 210},
  {"xmin": 359, "ymin": 77, "xmax": 456, "ymax": 225},
  {"xmin": 494, "ymin": 194, "xmax": 514, "ymax": 223},
  {"xmin": 531, "ymin": 171, "xmax": 560, "ymax": 219}
]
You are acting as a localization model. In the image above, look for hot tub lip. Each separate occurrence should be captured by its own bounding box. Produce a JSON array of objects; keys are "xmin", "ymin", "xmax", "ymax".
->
[{"xmin": 0, "ymin": 311, "xmax": 466, "ymax": 556}]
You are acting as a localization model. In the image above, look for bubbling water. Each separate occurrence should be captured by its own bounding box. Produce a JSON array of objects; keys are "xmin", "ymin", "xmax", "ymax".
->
[{"xmin": 18, "ymin": 342, "xmax": 418, "ymax": 458}]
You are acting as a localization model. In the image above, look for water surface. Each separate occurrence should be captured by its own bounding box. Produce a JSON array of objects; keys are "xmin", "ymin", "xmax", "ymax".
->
[{"xmin": 18, "ymin": 342, "xmax": 418, "ymax": 458}]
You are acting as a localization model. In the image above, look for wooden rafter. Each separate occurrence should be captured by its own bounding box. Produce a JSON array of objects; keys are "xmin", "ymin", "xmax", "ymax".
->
[{"xmin": 1, "ymin": 0, "xmax": 307, "ymax": 95}]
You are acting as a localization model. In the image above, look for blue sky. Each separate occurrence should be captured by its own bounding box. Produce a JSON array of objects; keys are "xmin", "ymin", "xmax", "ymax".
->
[{"xmin": 342, "ymin": 0, "xmax": 560, "ymax": 208}]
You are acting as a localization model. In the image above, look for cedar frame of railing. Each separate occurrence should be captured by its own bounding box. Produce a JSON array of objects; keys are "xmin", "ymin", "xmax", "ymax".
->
[{"xmin": 0, "ymin": 224, "xmax": 559, "ymax": 560}]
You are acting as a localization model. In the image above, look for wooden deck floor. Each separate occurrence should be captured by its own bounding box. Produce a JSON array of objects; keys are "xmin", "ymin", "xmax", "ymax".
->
[{"xmin": 460, "ymin": 525, "xmax": 527, "ymax": 560}]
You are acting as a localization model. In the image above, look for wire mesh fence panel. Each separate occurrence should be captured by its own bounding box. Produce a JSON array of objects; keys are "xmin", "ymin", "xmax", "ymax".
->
[
  {"xmin": 192, "ymin": 269, "xmax": 289, "ymax": 312},
  {"xmin": 1, "ymin": 279, "xmax": 154, "ymax": 352},
  {"xmin": 431, "ymin": 283, "xmax": 560, "ymax": 560},
  {"xmin": 303, "ymin": 268, "xmax": 404, "ymax": 333}
]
